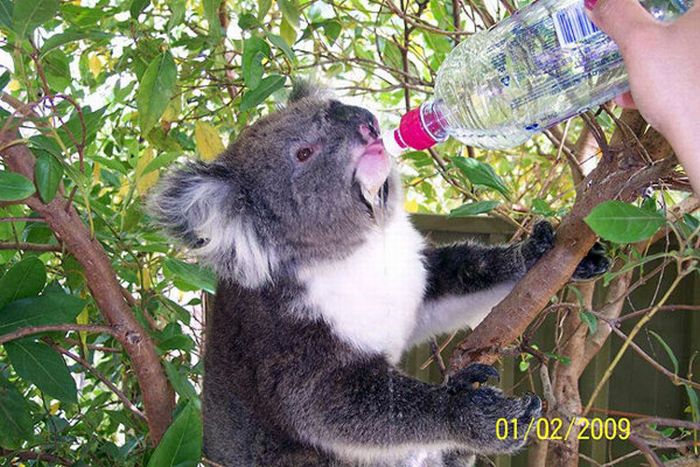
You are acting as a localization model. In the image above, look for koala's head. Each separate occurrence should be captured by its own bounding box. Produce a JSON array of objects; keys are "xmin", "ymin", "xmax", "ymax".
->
[{"xmin": 149, "ymin": 82, "xmax": 401, "ymax": 288}]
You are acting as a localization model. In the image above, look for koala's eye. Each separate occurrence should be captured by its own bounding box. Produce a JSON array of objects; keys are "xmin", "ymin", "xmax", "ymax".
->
[{"xmin": 296, "ymin": 147, "xmax": 314, "ymax": 162}]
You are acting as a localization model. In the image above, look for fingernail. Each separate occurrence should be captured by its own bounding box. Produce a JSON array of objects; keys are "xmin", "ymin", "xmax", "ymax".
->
[{"xmin": 584, "ymin": 0, "xmax": 597, "ymax": 9}]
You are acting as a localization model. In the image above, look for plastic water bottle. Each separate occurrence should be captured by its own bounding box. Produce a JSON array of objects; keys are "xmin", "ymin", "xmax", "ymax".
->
[{"xmin": 382, "ymin": 0, "xmax": 693, "ymax": 154}]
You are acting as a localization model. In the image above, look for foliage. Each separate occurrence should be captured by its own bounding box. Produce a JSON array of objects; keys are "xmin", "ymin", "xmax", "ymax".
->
[{"xmin": 0, "ymin": 0, "xmax": 697, "ymax": 465}]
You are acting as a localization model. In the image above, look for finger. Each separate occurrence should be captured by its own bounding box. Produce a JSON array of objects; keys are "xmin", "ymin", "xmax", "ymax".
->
[
  {"xmin": 613, "ymin": 91, "xmax": 637, "ymax": 109},
  {"xmin": 585, "ymin": 0, "xmax": 656, "ymax": 46}
]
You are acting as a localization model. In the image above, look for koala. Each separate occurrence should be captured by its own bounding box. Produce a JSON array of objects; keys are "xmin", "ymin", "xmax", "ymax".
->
[{"xmin": 148, "ymin": 82, "xmax": 608, "ymax": 467}]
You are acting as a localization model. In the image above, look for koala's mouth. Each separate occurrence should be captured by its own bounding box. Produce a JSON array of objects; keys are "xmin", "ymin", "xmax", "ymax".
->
[{"xmin": 353, "ymin": 140, "xmax": 391, "ymax": 207}]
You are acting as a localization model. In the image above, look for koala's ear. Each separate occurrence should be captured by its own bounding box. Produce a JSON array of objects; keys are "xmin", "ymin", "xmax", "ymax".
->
[
  {"xmin": 288, "ymin": 79, "xmax": 328, "ymax": 103},
  {"xmin": 148, "ymin": 161, "xmax": 277, "ymax": 288},
  {"xmin": 147, "ymin": 161, "xmax": 235, "ymax": 250}
]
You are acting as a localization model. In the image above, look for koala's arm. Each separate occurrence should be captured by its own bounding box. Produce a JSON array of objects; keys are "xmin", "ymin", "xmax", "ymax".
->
[
  {"xmin": 265, "ymin": 356, "xmax": 536, "ymax": 457},
  {"xmin": 409, "ymin": 223, "xmax": 554, "ymax": 345}
]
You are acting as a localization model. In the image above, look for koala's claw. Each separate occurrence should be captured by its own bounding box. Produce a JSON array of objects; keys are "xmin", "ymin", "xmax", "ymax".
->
[
  {"xmin": 449, "ymin": 364, "xmax": 500, "ymax": 390},
  {"xmin": 521, "ymin": 220, "xmax": 556, "ymax": 269},
  {"xmin": 455, "ymin": 385, "xmax": 542, "ymax": 453},
  {"xmin": 530, "ymin": 221, "xmax": 555, "ymax": 255},
  {"xmin": 573, "ymin": 242, "xmax": 610, "ymax": 280}
]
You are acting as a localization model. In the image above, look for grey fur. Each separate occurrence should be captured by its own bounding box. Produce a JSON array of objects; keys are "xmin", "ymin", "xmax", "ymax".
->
[{"xmin": 149, "ymin": 84, "xmax": 607, "ymax": 466}]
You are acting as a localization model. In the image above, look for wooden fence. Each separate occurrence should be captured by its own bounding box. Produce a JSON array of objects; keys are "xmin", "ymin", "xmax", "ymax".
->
[{"xmin": 405, "ymin": 214, "xmax": 700, "ymax": 466}]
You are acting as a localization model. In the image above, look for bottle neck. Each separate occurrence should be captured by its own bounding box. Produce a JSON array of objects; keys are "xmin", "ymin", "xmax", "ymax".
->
[{"xmin": 383, "ymin": 101, "xmax": 449, "ymax": 156}]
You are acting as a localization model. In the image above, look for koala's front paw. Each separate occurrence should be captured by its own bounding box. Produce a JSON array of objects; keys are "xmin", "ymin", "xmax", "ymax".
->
[
  {"xmin": 448, "ymin": 364, "xmax": 541, "ymax": 454},
  {"xmin": 573, "ymin": 242, "xmax": 610, "ymax": 280},
  {"xmin": 520, "ymin": 220, "xmax": 555, "ymax": 270}
]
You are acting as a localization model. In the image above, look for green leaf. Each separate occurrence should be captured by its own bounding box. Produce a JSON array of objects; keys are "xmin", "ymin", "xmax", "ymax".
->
[
  {"xmin": 0, "ymin": 71, "xmax": 9, "ymax": 91},
  {"xmin": 258, "ymin": 0, "xmax": 273, "ymax": 20},
  {"xmin": 322, "ymin": 20, "xmax": 342, "ymax": 44},
  {"xmin": 242, "ymin": 36, "xmax": 270, "ymax": 89},
  {"xmin": 164, "ymin": 361, "xmax": 198, "ymax": 401},
  {"xmin": 147, "ymin": 400, "xmax": 202, "ymax": 467},
  {"xmin": 13, "ymin": 0, "xmax": 59, "ymax": 37},
  {"xmin": 130, "ymin": 0, "xmax": 151, "ymax": 18},
  {"xmin": 579, "ymin": 310, "xmax": 598, "ymax": 335},
  {"xmin": 0, "ymin": 375, "xmax": 34, "ymax": 449},
  {"xmin": 532, "ymin": 198, "xmax": 555, "ymax": 216},
  {"xmin": 5, "ymin": 340, "xmax": 77, "ymax": 404},
  {"xmin": 380, "ymin": 39, "xmax": 403, "ymax": 71},
  {"xmin": 0, "ymin": 293, "xmax": 86, "ymax": 335},
  {"xmin": 453, "ymin": 157, "xmax": 510, "ymax": 197},
  {"xmin": 34, "ymin": 150, "xmax": 63, "ymax": 203},
  {"xmin": 266, "ymin": 32, "xmax": 296, "ymax": 62},
  {"xmin": 203, "ymin": 0, "xmax": 222, "ymax": 39},
  {"xmin": 648, "ymin": 330, "xmax": 679, "ymax": 374},
  {"xmin": 56, "ymin": 106, "xmax": 107, "ymax": 150},
  {"xmin": 42, "ymin": 49, "xmax": 71, "ymax": 91},
  {"xmin": 0, "ymin": 0, "xmax": 12, "ymax": 30},
  {"xmin": 238, "ymin": 13, "xmax": 258, "ymax": 29},
  {"xmin": 142, "ymin": 152, "xmax": 182, "ymax": 176},
  {"xmin": 137, "ymin": 52, "xmax": 177, "ymax": 135},
  {"xmin": 584, "ymin": 200, "xmax": 666, "ymax": 244},
  {"xmin": 167, "ymin": 0, "xmax": 186, "ymax": 31},
  {"xmin": 0, "ymin": 257, "xmax": 46, "ymax": 309},
  {"xmin": 448, "ymin": 200, "xmax": 500, "ymax": 218},
  {"xmin": 239, "ymin": 74, "xmax": 286, "ymax": 112},
  {"xmin": 276, "ymin": 0, "xmax": 299, "ymax": 27},
  {"xmin": 163, "ymin": 258, "xmax": 217, "ymax": 294},
  {"xmin": 0, "ymin": 171, "xmax": 35, "ymax": 201},
  {"xmin": 40, "ymin": 29, "xmax": 111, "ymax": 56}
]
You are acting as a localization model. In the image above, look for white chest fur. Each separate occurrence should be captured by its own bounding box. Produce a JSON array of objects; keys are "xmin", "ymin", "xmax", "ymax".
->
[{"xmin": 298, "ymin": 212, "xmax": 427, "ymax": 362}]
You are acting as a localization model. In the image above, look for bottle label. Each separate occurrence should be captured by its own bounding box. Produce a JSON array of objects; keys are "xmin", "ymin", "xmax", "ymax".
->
[{"xmin": 552, "ymin": 4, "xmax": 601, "ymax": 48}]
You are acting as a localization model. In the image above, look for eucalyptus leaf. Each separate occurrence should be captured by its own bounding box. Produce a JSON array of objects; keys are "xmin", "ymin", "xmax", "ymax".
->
[
  {"xmin": 13, "ymin": 0, "xmax": 59, "ymax": 37},
  {"xmin": 242, "ymin": 36, "xmax": 270, "ymax": 89},
  {"xmin": 130, "ymin": 0, "xmax": 151, "ymax": 18},
  {"xmin": 163, "ymin": 258, "xmax": 217, "ymax": 294},
  {"xmin": 448, "ymin": 200, "xmax": 500, "ymax": 218},
  {"xmin": 147, "ymin": 400, "xmax": 202, "ymax": 467},
  {"xmin": 203, "ymin": 0, "xmax": 222, "ymax": 38},
  {"xmin": 584, "ymin": 200, "xmax": 666, "ymax": 244},
  {"xmin": 0, "ymin": 257, "xmax": 46, "ymax": 309},
  {"xmin": 0, "ymin": 375, "xmax": 34, "ymax": 449},
  {"xmin": 0, "ymin": 0, "xmax": 11, "ymax": 30},
  {"xmin": 5, "ymin": 340, "xmax": 77, "ymax": 404},
  {"xmin": 579, "ymin": 310, "xmax": 598, "ymax": 335},
  {"xmin": 0, "ymin": 171, "xmax": 35, "ymax": 201},
  {"xmin": 34, "ymin": 151, "xmax": 63, "ymax": 203},
  {"xmin": 137, "ymin": 52, "xmax": 177, "ymax": 134},
  {"xmin": 240, "ymin": 74, "xmax": 286, "ymax": 111},
  {"xmin": 0, "ymin": 294, "xmax": 86, "ymax": 335},
  {"xmin": 266, "ymin": 33, "xmax": 296, "ymax": 62},
  {"xmin": 277, "ymin": 0, "xmax": 299, "ymax": 27},
  {"xmin": 453, "ymin": 157, "xmax": 510, "ymax": 197}
]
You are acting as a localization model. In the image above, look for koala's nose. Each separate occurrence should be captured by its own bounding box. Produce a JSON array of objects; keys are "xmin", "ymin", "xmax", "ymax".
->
[
  {"xmin": 359, "ymin": 122, "xmax": 379, "ymax": 142},
  {"xmin": 328, "ymin": 101, "xmax": 380, "ymax": 140}
]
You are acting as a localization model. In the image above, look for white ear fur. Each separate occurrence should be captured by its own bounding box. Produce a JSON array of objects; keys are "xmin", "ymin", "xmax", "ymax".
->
[{"xmin": 150, "ymin": 167, "xmax": 277, "ymax": 289}]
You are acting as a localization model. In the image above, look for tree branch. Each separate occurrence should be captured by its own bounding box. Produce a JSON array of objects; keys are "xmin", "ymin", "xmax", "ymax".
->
[
  {"xmin": 0, "ymin": 324, "xmax": 115, "ymax": 345},
  {"xmin": 0, "ymin": 120, "xmax": 174, "ymax": 444},
  {"xmin": 448, "ymin": 111, "xmax": 676, "ymax": 371},
  {"xmin": 48, "ymin": 342, "xmax": 147, "ymax": 421},
  {"xmin": 0, "ymin": 242, "xmax": 63, "ymax": 252}
]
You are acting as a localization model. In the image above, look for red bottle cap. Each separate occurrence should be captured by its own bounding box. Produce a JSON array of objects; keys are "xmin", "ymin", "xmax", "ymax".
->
[{"xmin": 397, "ymin": 107, "xmax": 438, "ymax": 151}]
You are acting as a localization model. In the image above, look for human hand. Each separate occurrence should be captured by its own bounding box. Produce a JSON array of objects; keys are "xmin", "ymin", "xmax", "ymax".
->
[{"xmin": 586, "ymin": 0, "xmax": 700, "ymax": 192}]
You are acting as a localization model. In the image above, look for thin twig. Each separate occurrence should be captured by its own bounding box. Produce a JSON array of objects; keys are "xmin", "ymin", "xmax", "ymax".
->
[
  {"xmin": 48, "ymin": 342, "xmax": 146, "ymax": 421},
  {"xmin": 0, "ymin": 241, "xmax": 63, "ymax": 252},
  {"xmin": 0, "ymin": 324, "xmax": 116, "ymax": 345}
]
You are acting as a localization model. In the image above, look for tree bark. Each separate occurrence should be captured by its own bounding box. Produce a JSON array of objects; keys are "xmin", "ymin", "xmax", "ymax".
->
[
  {"xmin": 0, "ymin": 132, "xmax": 174, "ymax": 444},
  {"xmin": 448, "ymin": 110, "xmax": 675, "ymax": 371}
]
